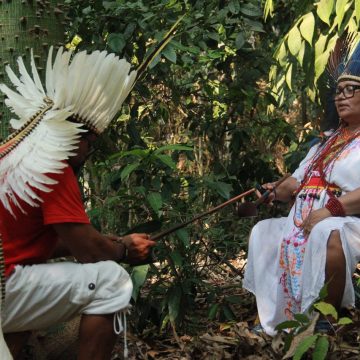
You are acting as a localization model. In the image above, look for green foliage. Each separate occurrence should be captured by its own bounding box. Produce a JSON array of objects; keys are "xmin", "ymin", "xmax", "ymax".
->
[
  {"xmin": 66, "ymin": 0, "xmax": 306, "ymax": 333},
  {"xmin": 277, "ymin": 285, "xmax": 353, "ymax": 360},
  {"xmin": 267, "ymin": 0, "xmax": 360, "ymax": 110}
]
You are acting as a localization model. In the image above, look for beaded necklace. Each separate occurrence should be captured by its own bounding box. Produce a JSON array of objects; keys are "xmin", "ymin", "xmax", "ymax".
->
[
  {"xmin": 296, "ymin": 125, "xmax": 360, "ymax": 196},
  {"xmin": 293, "ymin": 125, "xmax": 360, "ymax": 227}
]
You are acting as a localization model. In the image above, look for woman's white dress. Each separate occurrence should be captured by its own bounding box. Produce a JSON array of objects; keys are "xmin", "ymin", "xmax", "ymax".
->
[{"xmin": 243, "ymin": 134, "xmax": 360, "ymax": 335}]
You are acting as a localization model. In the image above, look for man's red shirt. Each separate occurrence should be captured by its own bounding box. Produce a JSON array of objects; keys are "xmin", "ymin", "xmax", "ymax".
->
[{"xmin": 0, "ymin": 165, "xmax": 90, "ymax": 277}]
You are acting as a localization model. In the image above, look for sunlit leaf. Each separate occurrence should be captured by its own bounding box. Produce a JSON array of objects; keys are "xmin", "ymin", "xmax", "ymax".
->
[
  {"xmin": 297, "ymin": 40, "xmax": 306, "ymax": 66},
  {"xmin": 299, "ymin": 12, "xmax": 315, "ymax": 45},
  {"xmin": 285, "ymin": 63, "xmax": 293, "ymax": 90},
  {"xmin": 131, "ymin": 265, "xmax": 149, "ymax": 301},
  {"xmin": 356, "ymin": 0, "xmax": 360, "ymax": 24},
  {"xmin": 263, "ymin": 0, "xmax": 274, "ymax": 20},
  {"xmin": 287, "ymin": 26, "xmax": 302, "ymax": 56},
  {"xmin": 312, "ymin": 336, "xmax": 329, "ymax": 360},
  {"xmin": 316, "ymin": 0, "xmax": 334, "ymax": 26},
  {"xmin": 313, "ymin": 301, "xmax": 338, "ymax": 320},
  {"xmin": 335, "ymin": 0, "xmax": 349, "ymax": 29},
  {"xmin": 337, "ymin": 317, "xmax": 353, "ymax": 325}
]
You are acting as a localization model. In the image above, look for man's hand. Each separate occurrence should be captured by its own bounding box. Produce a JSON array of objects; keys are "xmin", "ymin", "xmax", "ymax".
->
[
  {"xmin": 301, "ymin": 207, "xmax": 331, "ymax": 236},
  {"xmin": 121, "ymin": 233, "xmax": 156, "ymax": 265}
]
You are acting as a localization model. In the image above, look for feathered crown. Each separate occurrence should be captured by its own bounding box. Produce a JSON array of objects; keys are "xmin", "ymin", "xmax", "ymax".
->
[
  {"xmin": 0, "ymin": 47, "xmax": 136, "ymax": 214},
  {"xmin": 327, "ymin": 32, "xmax": 360, "ymax": 84}
]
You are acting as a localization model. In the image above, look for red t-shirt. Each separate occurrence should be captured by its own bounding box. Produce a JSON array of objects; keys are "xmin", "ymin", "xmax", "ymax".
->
[{"xmin": 0, "ymin": 164, "xmax": 90, "ymax": 276}]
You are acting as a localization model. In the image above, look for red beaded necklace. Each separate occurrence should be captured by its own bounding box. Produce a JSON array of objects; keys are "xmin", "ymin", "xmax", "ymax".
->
[{"xmin": 295, "ymin": 126, "xmax": 360, "ymax": 196}]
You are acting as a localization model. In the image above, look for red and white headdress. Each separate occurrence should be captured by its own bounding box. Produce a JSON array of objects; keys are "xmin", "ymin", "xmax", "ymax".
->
[{"xmin": 0, "ymin": 47, "xmax": 137, "ymax": 214}]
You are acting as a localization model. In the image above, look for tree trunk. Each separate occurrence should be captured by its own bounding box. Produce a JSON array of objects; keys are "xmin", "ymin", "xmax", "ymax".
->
[{"xmin": 0, "ymin": 0, "xmax": 69, "ymax": 139}]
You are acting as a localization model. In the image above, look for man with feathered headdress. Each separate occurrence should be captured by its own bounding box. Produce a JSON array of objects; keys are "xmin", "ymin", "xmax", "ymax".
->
[{"xmin": 0, "ymin": 46, "xmax": 155, "ymax": 359}]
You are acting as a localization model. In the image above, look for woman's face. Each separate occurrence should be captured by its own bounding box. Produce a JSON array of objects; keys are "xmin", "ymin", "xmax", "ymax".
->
[{"xmin": 335, "ymin": 80, "xmax": 360, "ymax": 127}]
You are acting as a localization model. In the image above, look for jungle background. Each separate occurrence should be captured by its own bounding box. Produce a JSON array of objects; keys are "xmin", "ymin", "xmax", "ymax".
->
[{"xmin": 1, "ymin": 0, "xmax": 360, "ymax": 359}]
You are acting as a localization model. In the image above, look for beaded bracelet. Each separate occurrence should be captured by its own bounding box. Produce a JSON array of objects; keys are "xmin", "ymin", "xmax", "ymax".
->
[{"xmin": 325, "ymin": 197, "xmax": 346, "ymax": 217}]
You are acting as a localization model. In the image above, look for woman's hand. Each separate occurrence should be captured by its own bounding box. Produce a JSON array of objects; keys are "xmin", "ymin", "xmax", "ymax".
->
[
  {"xmin": 301, "ymin": 207, "xmax": 331, "ymax": 236},
  {"xmin": 256, "ymin": 182, "xmax": 276, "ymax": 205}
]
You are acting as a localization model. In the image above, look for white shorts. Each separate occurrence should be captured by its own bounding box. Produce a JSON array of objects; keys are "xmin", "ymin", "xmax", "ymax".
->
[{"xmin": 1, "ymin": 260, "xmax": 133, "ymax": 333}]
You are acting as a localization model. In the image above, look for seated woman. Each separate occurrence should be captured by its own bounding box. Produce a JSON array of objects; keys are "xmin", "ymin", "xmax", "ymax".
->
[{"xmin": 243, "ymin": 34, "xmax": 360, "ymax": 335}]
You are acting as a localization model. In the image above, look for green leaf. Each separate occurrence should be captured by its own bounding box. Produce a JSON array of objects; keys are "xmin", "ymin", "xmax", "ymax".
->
[
  {"xmin": 316, "ymin": 0, "xmax": 334, "ymax": 26},
  {"xmin": 168, "ymin": 286, "xmax": 182, "ymax": 323},
  {"xmin": 356, "ymin": 0, "xmax": 360, "ymax": 24},
  {"xmin": 120, "ymin": 162, "xmax": 140, "ymax": 181},
  {"xmin": 107, "ymin": 33, "xmax": 126, "ymax": 53},
  {"xmin": 275, "ymin": 320, "xmax": 299, "ymax": 331},
  {"xmin": 155, "ymin": 154, "xmax": 177, "ymax": 169},
  {"xmin": 263, "ymin": 0, "xmax": 274, "ymax": 20},
  {"xmin": 208, "ymin": 180, "xmax": 233, "ymax": 199},
  {"xmin": 335, "ymin": 0, "xmax": 348, "ymax": 29},
  {"xmin": 154, "ymin": 144, "xmax": 193, "ymax": 154},
  {"xmin": 276, "ymin": 41, "xmax": 287, "ymax": 66},
  {"xmin": 228, "ymin": 0, "xmax": 240, "ymax": 14},
  {"xmin": 312, "ymin": 336, "xmax": 329, "ymax": 360},
  {"xmin": 299, "ymin": 12, "xmax": 315, "ymax": 45},
  {"xmin": 221, "ymin": 304, "xmax": 235, "ymax": 320},
  {"xmin": 176, "ymin": 228, "xmax": 190, "ymax": 247},
  {"xmin": 296, "ymin": 40, "xmax": 306, "ymax": 66},
  {"xmin": 170, "ymin": 250, "xmax": 183, "ymax": 266},
  {"xmin": 240, "ymin": 3, "xmax": 262, "ymax": 17},
  {"xmin": 285, "ymin": 63, "xmax": 293, "ymax": 90},
  {"xmin": 287, "ymin": 26, "xmax": 302, "ymax": 56},
  {"xmin": 294, "ymin": 313, "xmax": 310, "ymax": 324},
  {"xmin": 315, "ymin": 52, "xmax": 330, "ymax": 81},
  {"xmin": 131, "ymin": 265, "xmax": 149, "ymax": 301},
  {"xmin": 293, "ymin": 335, "xmax": 318, "ymax": 360},
  {"xmin": 235, "ymin": 33, "xmax": 246, "ymax": 49},
  {"xmin": 313, "ymin": 301, "xmax": 338, "ymax": 320},
  {"xmin": 119, "ymin": 149, "xmax": 150, "ymax": 159},
  {"xmin": 208, "ymin": 303, "xmax": 219, "ymax": 320},
  {"xmin": 146, "ymin": 192, "xmax": 163, "ymax": 213},
  {"xmin": 314, "ymin": 34, "xmax": 329, "ymax": 58},
  {"xmin": 337, "ymin": 317, "xmax": 353, "ymax": 325},
  {"xmin": 162, "ymin": 45, "xmax": 177, "ymax": 64}
]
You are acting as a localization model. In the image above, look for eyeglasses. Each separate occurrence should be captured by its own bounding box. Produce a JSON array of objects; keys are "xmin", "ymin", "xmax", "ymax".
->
[{"xmin": 335, "ymin": 84, "xmax": 360, "ymax": 99}]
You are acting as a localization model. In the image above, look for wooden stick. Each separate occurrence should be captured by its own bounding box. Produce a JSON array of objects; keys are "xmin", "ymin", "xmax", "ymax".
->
[
  {"xmin": 150, "ymin": 173, "xmax": 291, "ymax": 241},
  {"xmin": 150, "ymin": 188, "xmax": 255, "ymax": 241}
]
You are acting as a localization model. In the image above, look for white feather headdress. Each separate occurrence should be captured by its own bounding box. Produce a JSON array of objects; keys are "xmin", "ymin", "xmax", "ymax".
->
[{"xmin": 0, "ymin": 46, "xmax": 137, "ymax": 214}]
